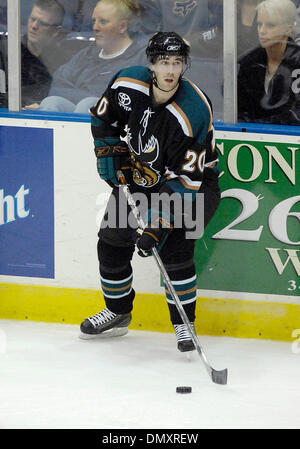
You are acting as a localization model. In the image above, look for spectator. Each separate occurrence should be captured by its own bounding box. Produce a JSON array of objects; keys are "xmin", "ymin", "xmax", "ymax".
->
[
  {"xmin": 26, "ymin": 0, "xmax": 67, "ymax": 74},
  {"xmin": 139, "ymin": 0, "xmax": 209, "ymax": 36},
  {"xmin": 237, "ymin": 0, "xmax": 260, "ymax": 59},
  {"xmin": 0, "ymin": 0, "xmax": 66, "ymax": 108},
  {"xmin": 238, "ymin": 0, "xmax": 300, "ymax": 125},
  {"xmin": 139, "ymin": 0, "xmax": 222, "ymax": 59},
  {"xmin": 36, "ymin": 0, "xmax": 148, "ymax": 113},
  {"xmin": 187, "ymin": 0, "xmax": 223, "ymax": 59},
  {"xmin": 189, "ymin": 0, "xmax": 260, "ymax": 60}
]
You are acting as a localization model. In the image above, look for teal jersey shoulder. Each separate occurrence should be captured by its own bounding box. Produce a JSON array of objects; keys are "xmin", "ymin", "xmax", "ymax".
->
[
  {"xmin": 172, "ymin": 77, "xmax": 213, "ymax": 142},
  {"xmin": 109, "ymin": 65, "xmax": 151, "ymax": 87}
]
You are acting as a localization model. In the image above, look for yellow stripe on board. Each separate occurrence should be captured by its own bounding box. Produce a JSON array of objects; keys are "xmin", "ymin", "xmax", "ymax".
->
[{"xmin": 0, "ymin": 283, "xmax": 299, "ymax": 341}]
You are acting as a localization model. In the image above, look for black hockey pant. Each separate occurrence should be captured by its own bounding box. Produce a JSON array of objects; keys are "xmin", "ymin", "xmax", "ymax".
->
[{"xmin": 97, "ymin": 175, "xmax": 220, "ymax": 325}]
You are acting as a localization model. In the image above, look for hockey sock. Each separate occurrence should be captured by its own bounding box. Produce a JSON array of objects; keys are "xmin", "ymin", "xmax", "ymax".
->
[
  {"xmin": 100, "ymin": 269, "xmax": 135, "ymax": 314},
  {"xmin": 164, "ymin": 264, "xmax": 197, "ymax": 325},
  {"xmin": 98, "ymin": 239, "xmax": 135, "ymax": 314}
]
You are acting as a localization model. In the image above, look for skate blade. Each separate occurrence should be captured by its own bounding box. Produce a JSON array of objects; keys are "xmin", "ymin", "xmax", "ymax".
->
[{"xmin": 79, "ymin": 326, "xmax": 129, "ymax": 340}]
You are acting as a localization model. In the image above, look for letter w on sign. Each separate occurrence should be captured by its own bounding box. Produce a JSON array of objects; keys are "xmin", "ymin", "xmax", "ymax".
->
[{"xmin": 266, "ymin": 248, "xmax": 300, "ymax": 275}]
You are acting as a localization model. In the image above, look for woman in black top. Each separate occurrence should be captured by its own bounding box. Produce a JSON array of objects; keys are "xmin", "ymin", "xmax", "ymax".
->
[{"xmin": 238, "ymin": 0, "xmax": 300, "ymax": 125}]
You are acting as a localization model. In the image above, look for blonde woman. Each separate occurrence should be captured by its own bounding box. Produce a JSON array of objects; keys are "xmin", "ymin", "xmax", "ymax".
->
[{"xmin": 238, "ymin": 0, "xmax": 300, "ymax": 124}]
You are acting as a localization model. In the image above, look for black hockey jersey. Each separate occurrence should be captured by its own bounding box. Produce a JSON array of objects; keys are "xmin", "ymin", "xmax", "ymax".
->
[{"xmin": 90, "ymin": 65, "xmax": 218, "ymax": 198}]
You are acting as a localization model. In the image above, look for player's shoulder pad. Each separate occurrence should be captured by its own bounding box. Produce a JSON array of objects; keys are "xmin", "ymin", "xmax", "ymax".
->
[
  {"xmin": 109, "ymin": 66, "xmax": 151, "ymax": 94},
  {"xmin": 169, "ymin": 78, "xmax": 213, "ymax": 141}
]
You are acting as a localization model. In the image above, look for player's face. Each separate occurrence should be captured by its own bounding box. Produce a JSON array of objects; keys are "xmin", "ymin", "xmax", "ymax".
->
[
  {"xmin": 27, "ymin": 6, "xmax": 59, "ymax": 46},
  {"xmin": 152, "ymin": 56, "xmax": 183, "ymax": 91},
  {"xmin": 257, "ymin": 9, "xmax": 291, "ymax": 48},
  {"xmin": 92, "ymin": 2, "xmax": 127, "ymax": 49}
]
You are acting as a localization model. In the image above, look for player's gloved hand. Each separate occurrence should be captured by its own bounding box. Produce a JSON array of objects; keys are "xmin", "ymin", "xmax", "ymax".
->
[
  {"xmin": 136, "ymin": 216, "xmax": 173, "ymax": 258},
  {"xmin": 95, "ymin": 143, "xmax": 132, "ymax": 186}
]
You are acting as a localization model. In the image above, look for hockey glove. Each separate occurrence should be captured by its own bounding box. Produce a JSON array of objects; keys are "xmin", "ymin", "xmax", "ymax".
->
[
  {"xmin": 95, "ymin": 143, "xmax": 132, "ymax": 186},
  {"xmin": 136, "ymin": 216, "xmax": 173, "ymax": 258}
]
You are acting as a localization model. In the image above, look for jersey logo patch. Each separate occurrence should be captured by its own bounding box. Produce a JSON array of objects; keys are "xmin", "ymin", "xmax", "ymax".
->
[
  {"xmin": 127, "ymin": 127, "xmax": 161, "ymax": 188},
  {"xmin": 138, "ymin": 134, "xmax": 159, "ymax": 160},
  {"xmin": 118, "ymin": 92, "xmax": 132, "ymax": 111},
  {"xmin": 132, "ymin": 159, "xmax": 160, "ymax": 188},
  {"xmin": 140, "ymin": 107, "xmax": 155, "ymax": 136},
  {"xmin": 133, "ymin": 134, "xmax": 161, "ymax": 187}
]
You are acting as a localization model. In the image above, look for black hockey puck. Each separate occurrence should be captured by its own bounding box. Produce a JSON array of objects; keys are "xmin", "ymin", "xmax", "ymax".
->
[{"xmin": 176, "ymin": 386, "xmax": 192, "ymax": 394}]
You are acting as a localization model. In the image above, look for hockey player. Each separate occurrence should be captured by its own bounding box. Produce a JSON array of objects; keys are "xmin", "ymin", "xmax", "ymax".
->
[{"xmin": 80, "ymin": 32, "xmax": 221, "ymax": 352}]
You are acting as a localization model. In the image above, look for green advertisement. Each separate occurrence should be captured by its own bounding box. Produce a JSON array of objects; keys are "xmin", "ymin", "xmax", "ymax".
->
[{"xmin": 195, "ymin": 133, "xmax": 300, "ymax": 297}]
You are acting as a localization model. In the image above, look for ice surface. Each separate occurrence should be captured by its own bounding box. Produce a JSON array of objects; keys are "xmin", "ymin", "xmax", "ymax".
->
[{"xmin": 0, "ymin": 319, "xmax": 299, "ymax": 429}]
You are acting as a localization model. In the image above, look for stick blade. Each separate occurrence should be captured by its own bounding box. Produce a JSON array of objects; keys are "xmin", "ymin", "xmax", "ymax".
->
[{"xmin": 211, "ymin": 368, "xmax": 228, "ymax": 385}]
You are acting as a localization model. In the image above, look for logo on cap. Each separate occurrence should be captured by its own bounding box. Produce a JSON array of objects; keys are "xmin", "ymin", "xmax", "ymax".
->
[{"xmin": 166, "ymin": 45, "xmax": 180, "ymax": 51}]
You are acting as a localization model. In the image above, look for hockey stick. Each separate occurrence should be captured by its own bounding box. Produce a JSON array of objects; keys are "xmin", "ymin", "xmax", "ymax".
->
[{"xmin": 117, "ymin": 171, "xmax": 228, "ymax": 385}]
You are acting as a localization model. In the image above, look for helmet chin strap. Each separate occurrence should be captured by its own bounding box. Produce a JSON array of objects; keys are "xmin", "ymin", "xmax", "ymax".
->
[{"xmin": 152, "ymin": 73, "xmax": 180, "ymax": 93}]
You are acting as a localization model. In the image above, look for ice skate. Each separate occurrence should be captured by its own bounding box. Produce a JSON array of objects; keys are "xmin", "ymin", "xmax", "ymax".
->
[
  {"xmin": 173, "ymin": 323, "xmax": 196, "ymax": 352},
  {"xmin": 79, "ymin": 308, "xmax": 132, "ymax": 340}
]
